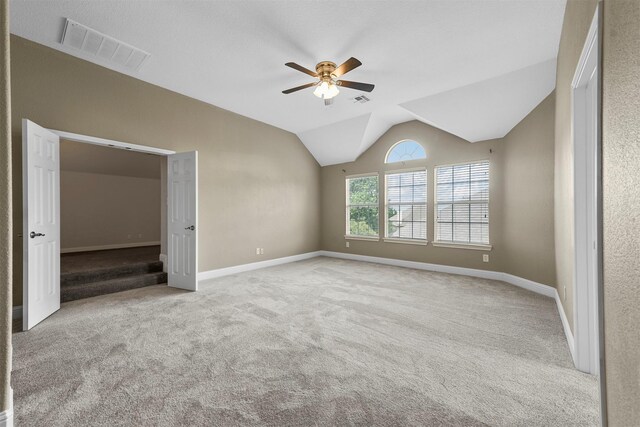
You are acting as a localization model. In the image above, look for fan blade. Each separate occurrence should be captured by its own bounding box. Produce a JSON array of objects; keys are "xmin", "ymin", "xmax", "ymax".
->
[
  {"xmin": 282, "ymin": 82, "xmax": 317, "ymax": 94},
  {"xmin": 336, "ymin": 80, "xmax": 375, "ymax": 92},
  {"xmin": 285, "ymin": 62, "xmax": 318, "ymax": 77},
  {"xmin": 333, "ymin": 57, "xmax": 362, "ymax": 77}
]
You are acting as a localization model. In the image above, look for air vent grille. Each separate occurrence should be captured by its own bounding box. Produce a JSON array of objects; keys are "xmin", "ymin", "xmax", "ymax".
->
[
  {"xmin": 61, "ymin": 19, "xmax": 150, "ymax": 71},
  {"xmin": 352, "ymin": 95, "xmax": 371, "ymax": 104}
]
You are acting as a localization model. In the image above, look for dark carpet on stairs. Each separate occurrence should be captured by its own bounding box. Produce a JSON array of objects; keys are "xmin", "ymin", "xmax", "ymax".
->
[{"xmin": 61, "ymin": 246, "xmax": 166, "ymax": 302}]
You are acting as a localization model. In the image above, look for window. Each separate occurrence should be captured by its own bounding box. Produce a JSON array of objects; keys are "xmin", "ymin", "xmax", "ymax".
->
[
  {"xmin": 385, "ymin": 170, "xmax": 427, "ymax": 241},
  {"xmin": 385, "ymin": 140, "xmax": 426, "ymax": 163},
  {"xmin": 435, "ymin": 161, "xmax": 489, "ymax": 245},
  {"xmin": 346, "ymin": 174, "xmax": 379, "ymax": 238}
]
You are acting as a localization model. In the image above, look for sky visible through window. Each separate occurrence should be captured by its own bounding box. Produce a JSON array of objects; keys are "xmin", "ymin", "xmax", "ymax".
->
[{"xmin": 386, "ymin": 140, "xmax": 426, "ymax": 163}]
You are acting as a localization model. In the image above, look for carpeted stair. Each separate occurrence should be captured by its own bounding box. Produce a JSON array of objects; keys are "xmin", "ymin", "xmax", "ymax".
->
[{"xmin": 61, "ymin": 261, "xmax": 167, "ymax": 302}]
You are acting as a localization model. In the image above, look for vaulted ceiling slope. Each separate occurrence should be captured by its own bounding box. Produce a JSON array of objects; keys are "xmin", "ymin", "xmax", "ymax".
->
[{"xmin": 10, "ymin": 0, "xmax": 567, "ymax": 166}]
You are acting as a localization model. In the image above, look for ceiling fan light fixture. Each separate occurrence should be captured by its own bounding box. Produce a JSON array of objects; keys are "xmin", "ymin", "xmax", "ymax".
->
[
  {"xmin": 313, "ymin": 81, "xmax": 339, "ymax": 99},
  {"xmin": 326, "ymin": 83, "xmax": 340, "ymax": 99},
  {"xmin": 313, "ymin": 81, "xmax": 329, "ymax": 98}
]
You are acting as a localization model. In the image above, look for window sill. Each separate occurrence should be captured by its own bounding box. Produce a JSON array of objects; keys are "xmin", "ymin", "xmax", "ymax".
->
[
  {"xmin": 383, "ymin": 238, "xmax": 428, "ymax": 246},
  {"xmin": 344, "ymin": 235, "xmax": 380, "ymax": 242},
  {"xmin": 432, "ymin": 242, "xmax": 492, "ymax": 251}
]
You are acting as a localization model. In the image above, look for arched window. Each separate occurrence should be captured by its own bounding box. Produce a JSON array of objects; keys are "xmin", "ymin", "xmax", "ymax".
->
[{"xmin": 385, "ymin": 140, "xmax": 426, "ymax": 163}]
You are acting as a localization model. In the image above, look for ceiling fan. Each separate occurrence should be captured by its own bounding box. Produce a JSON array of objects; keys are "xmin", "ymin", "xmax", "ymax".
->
[{"xmin": 282, "ymin": 57, "xmax": 375, "ymax": 105}]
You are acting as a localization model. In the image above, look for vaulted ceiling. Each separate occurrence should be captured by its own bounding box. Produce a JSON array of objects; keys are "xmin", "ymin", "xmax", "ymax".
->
[{"xmin": 10, "ymin": 0, "xmax": 566, "ymax": 166}]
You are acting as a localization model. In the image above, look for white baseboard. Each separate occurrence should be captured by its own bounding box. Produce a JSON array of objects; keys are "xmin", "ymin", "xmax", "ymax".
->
[
  {"xmin": 61, "ymin": 241, "xmax": 161, "ymax": 254},
  {"xmin": 319, "ymin": 250, "xmax": 556, "ymax": 297},
  {"xmin": 0, "ymin": 388, "xmax": 13, "ymax": 427},
  {"xmin": 555, "ymin": 290, "xmax": 576, "ymax": 362},
  {"xmin": 198, "ymin": 251, "xmax": 322, "ymax": 282},
  {"xmin": 499, "ymin": 272, "xmax": 556, "ymax": 298},
  {"xmin": 12, "ymin": 306, "xmax": 22, "ymax": 320}
]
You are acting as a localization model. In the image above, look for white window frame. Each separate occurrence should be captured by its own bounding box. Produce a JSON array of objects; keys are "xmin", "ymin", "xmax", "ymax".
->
[
  {"xmin": 384, "ymin": 140, "xmax": 427, "ymax": 164},
  {"xmin": 433, "ymin": 160, "xmax": 491, "ymax": 250},
  {"xmin": 345, "ymin": 172, "xmax": 380, "ymax": 241},
  {"xmin": 384, "ymin": 167, "xmax": 428, "ymax": 245}
]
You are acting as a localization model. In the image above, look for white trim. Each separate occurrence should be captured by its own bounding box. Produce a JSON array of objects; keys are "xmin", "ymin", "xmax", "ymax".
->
[
  {"xmin": 500, "ymin": 272, "xmax": 555, "ymax": 298},
  {"xmin": 433, "ymin": 158, "xmax": 491, "ymax": 169},
  {"xmin": 384, "ymin": 139, "xmax": 427, "ymax": 164},
  {"xmin": 198, "ymin": 251, "xmax": 322, "ymax": 282},
  {"xmin": 319, "ymin": 250, "xmax": 555, "ymax": 297},
  {"xmin": 383, "ymin": 238, "xmax": 428, "ymax": 246},
  {"xmin": 12, "ymin": 306, "xmax": 22, "ymax": 320},
  {"xmin": 344, "ymin": 235, "xmax": 380, "ymax": 241},
  {"xmin": 571, "ymin": 4, "xmax": 601, "ymax": 376},
  {"xmin": 344, "ymin": 172, "xmax": 379, "ymax": 179},
  {"xmin": 60, "ymin": 241, "xmax": 161, "ymax": 254},
  {"xmin": 432, "ymin": 242, "xmax": 492, "ymax": 251},
  {"xmin": 51, "ymin": 130, "xmax": 175, "ymax": 156},
  {"xmin": 0, "ymin": 388, "xmax": 13, "ymax": 427},
  {"xmin": 384, "ymin": 166, "xmax": 427, "ymax": 174},
  {"xmin": 555, "ymin": 290, "xmax": 576, "ymax": 362}
]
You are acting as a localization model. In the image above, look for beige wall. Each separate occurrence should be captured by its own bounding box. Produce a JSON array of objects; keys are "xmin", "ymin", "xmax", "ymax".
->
[
  {"xmin": 321, "ymin": 121, "xmax": 504, "ymax": 271},
  {"xmin": 502, "ymin": 93, "xmax": 557, "ymax": 286},
  {"xmin": 554, "ymin": 0, "xmax": 599, "ymax": 331},
  {"xmin": 60, "ymin": 171, "xmax": 161, "ymax": 251},
  {"xmin": 10, "ymin": 36, "xmax": 321, "ymax": 307},
  {"xmin": 60, "ymin": 140, "xmax": 162, "ymax": 251},
  {"xmin": 321, "ymin": 97, "xmax": 556, "ymax": 281},
  {"xmin": 602, "ymin": 0, "xmax": 640, "ymax": 424},
  {"xmin": 0, "ymin": 0, "xmax": 12, "ymax": 415}
]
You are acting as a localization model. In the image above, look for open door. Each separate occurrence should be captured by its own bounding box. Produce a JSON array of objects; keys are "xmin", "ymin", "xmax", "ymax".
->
[
  {"xmin": 167, "ymin": 151, "xmax": 198, "ymax": 291},
  {"xmin": 22, "ymin": 119, "xmax": 61, "ymax": 330}
]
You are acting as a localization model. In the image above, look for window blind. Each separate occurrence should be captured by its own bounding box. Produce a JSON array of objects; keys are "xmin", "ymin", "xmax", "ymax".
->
[
  {"xmin": 435, "ymin": 161, "xmax": 489, "ymax": 245},
  {"xmin": 385, "ymin": 170, "xmax": 427, "ymax": 240}
]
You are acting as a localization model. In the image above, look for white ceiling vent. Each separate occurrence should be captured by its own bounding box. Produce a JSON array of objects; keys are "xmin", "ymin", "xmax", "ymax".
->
[
  {"xmin": 352, "ymin": 95, "xmax": 371, "ymax": 104},
  {"xmin": 61, "ymin": 19, "xmax": 150, "ymax": 71}
]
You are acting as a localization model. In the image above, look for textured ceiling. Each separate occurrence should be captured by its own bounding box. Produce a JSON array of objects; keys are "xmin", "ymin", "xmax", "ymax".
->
[{"xmin": 10, "ymin": 0, "xmax": 566, "ymax": 166}]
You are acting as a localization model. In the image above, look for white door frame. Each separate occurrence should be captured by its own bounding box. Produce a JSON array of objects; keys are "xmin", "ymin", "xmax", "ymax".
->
[
  {"xmin": 26, "ymin": 126, "xmax": 200, "ymax": 293},
  {"xmin": 571, "ymin": 5, "xmax": 601, "ymax": 377}
]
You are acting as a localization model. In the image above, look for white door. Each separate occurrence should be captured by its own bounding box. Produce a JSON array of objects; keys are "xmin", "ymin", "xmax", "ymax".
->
[
  {"xmin": 22, "ymin": 119, "xmax": 61, "ymax": 330},
  {"xmin": 585, "ymin": 69, "xmax": 600, "ymax": 373},
  {"xmin": 167, "ymin": 151, "xmax": 198, "ymax": 291}
]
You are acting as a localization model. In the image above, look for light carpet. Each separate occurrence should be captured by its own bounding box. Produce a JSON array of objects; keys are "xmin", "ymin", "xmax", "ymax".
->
[{"xmin": 12, "ymin": 257, "xmax": 599, "ymax": 426}]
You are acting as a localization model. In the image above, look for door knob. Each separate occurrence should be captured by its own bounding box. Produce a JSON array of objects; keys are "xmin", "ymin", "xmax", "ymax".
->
[
  {"xmin": 30, "ymin": 231, "xmax": 45, "ymax": 238},
  {"xmin": 185, "ymin": 225, "xmax": 195, "ymax": 231}
]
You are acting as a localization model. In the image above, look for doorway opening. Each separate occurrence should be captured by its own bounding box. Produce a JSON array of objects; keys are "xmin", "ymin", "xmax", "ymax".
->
[
  {"xmin": 59, "ymin": 140, "xmax": 165, "ymax": 303},
  {"xmin": 22, "ymin": 121, "xmax": 198, "ymax": 331}
]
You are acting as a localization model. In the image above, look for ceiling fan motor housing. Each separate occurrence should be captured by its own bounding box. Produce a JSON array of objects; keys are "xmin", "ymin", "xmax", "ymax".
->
[{"xmin": 316, "ymin": 61, "xmax": 337, "ymax": 82}]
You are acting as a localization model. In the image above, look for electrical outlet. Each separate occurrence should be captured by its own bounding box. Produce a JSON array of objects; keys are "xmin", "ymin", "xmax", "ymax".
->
[
  {"xmin": 127, "ymin": 234, "xmax": 132, "ymax": 239},
  {"xmin": 138, "ymin": 233, "xmax": 142, "ymax": 238},
  {"xmin": 483, "ymin": 254, "xmax": 489, "ymax": 263},
  {"xmin": 346, "ymin": 241, "xmax": 350, "ymax": 248},
  {"xmin": 256, "ymin": 248, "xmax": 260, "ymax": 255},
  {"xmin": 260, "ymin": 248, "xmax": 264, "ymax": 255}
]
